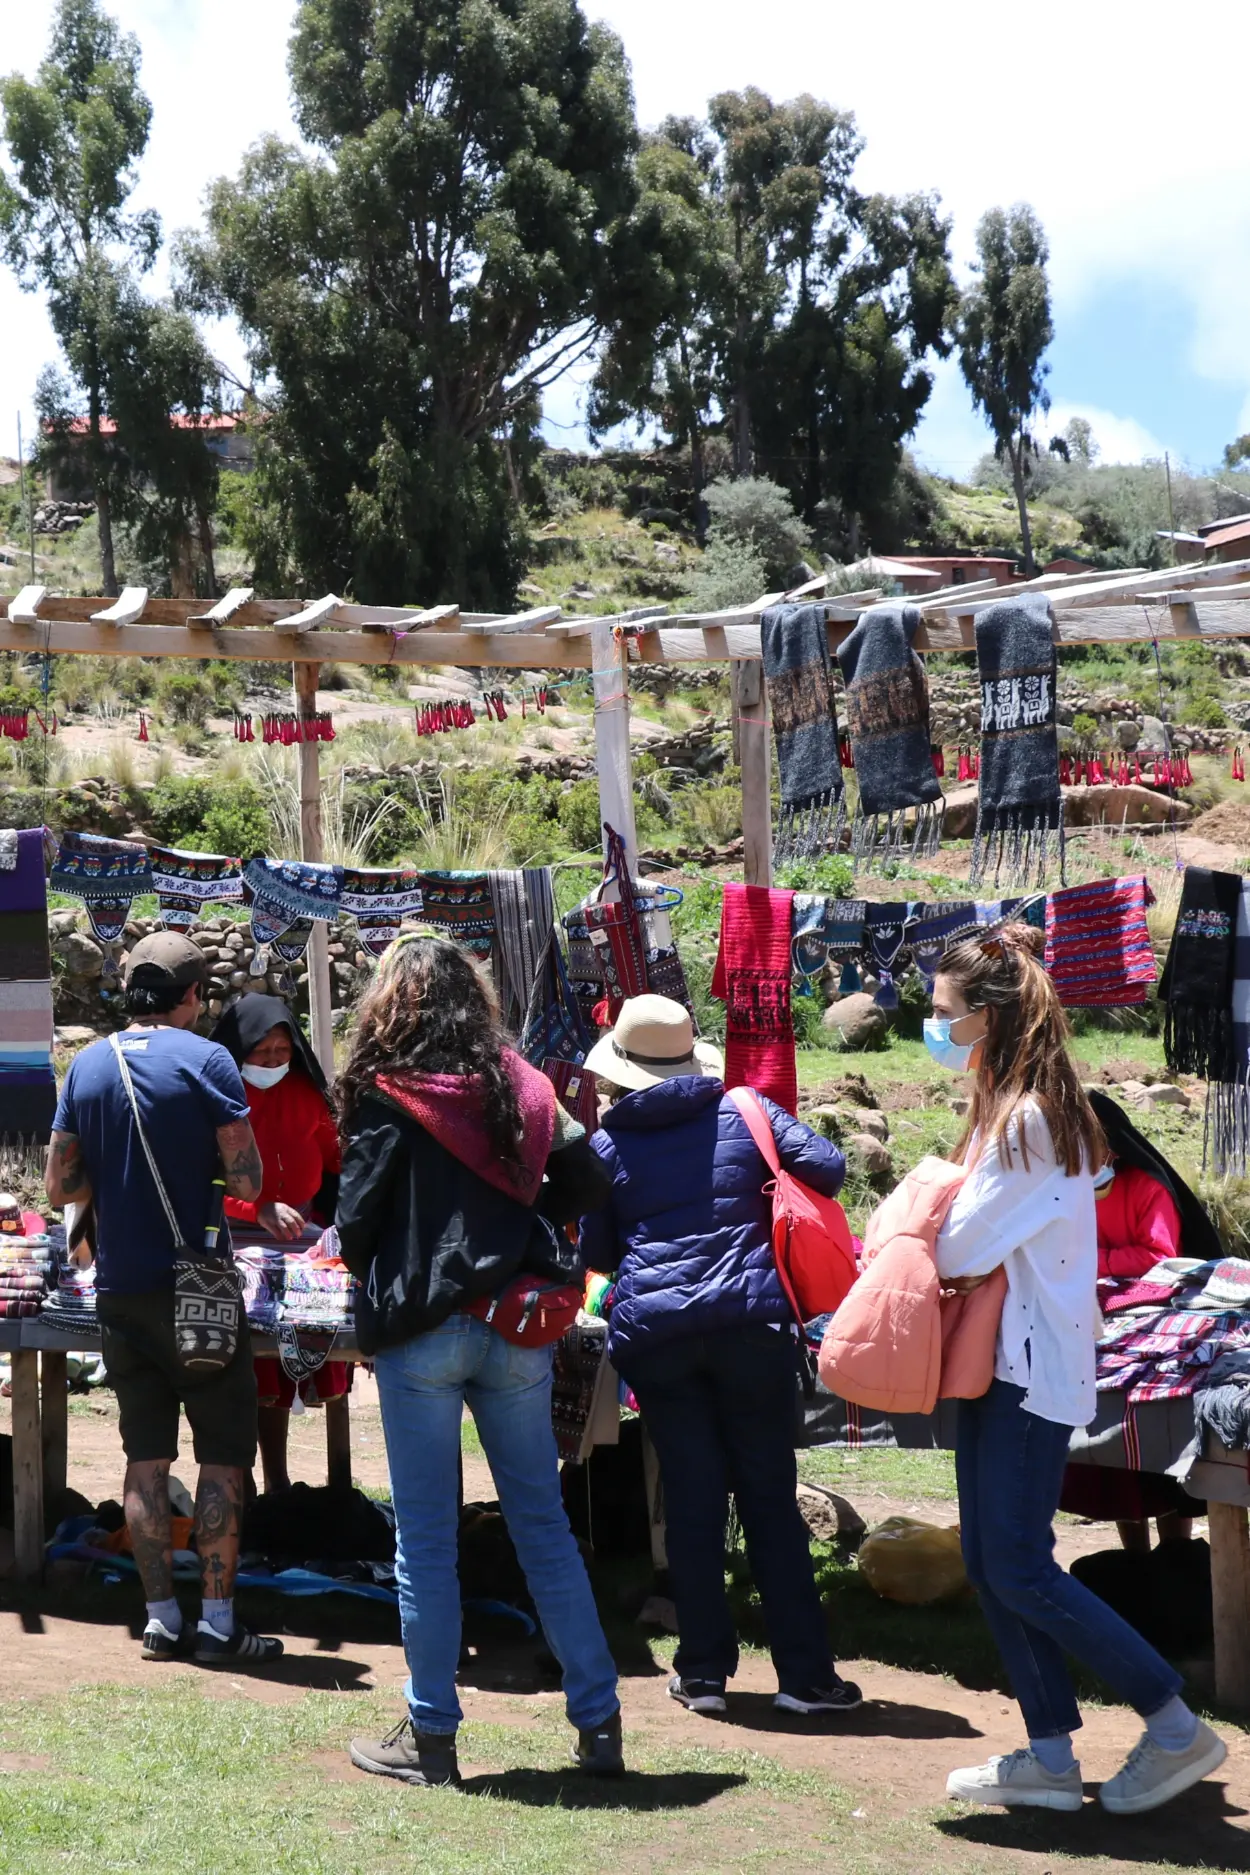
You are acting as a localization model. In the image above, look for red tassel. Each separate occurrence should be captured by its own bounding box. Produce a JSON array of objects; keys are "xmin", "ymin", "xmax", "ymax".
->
[
  {"xmin": 957, "ymin": 749, "xmax": 969, "ymax": 783},
  {"xmin": 930, "ymin": 746, "xmax": 945, "ymax": 777},
  {"xmin": 1133, "ymin": 754, "xmax": 1142, "ymax": 784},
  {"xmin": 1060, "ymin": 755, "xmax": 1072, "ymax": 785},
  {"xmin": 138, "ymin": 712, "xmax": 148, "ymax": 743}
]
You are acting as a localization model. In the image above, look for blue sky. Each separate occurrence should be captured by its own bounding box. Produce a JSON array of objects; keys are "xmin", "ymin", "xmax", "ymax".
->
[{"xmin": 3, "ymin": 0, "xmax": 1249, "ymax": 480}]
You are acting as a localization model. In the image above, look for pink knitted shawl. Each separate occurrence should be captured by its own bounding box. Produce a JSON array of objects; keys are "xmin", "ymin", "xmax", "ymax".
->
[{"xmin": 376, "ymin": 1049, "xmax": 556, "ymax": 1205}]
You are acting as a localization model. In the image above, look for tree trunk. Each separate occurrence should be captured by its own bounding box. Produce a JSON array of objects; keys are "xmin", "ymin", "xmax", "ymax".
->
[
  {"xmin": 679, "ymin": 332, "xmax": 709, "ymax": 543},
  {"xmin": 732, "ymin": 341, "xmax": 752, "ymax": 479},
  {"xmin": 1009, "ymin": 438, "xmax": 1035, "ymax": 576},
  {"xmin": 88, "ymin": 376, "xmax": 118, "ymax": 598},
  {"xmin": 847, "ymin": 511, "xmax": 861, "ymax": 559},
  {"xmin": 196, "ymin": 500, "xmax": 218, "ymax": 599}
]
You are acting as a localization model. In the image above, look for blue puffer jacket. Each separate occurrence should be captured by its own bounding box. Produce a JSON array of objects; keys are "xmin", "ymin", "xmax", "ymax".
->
[{"xmin": 579, "ymin": 1076, "xmax": 846, "ymax": 1366}]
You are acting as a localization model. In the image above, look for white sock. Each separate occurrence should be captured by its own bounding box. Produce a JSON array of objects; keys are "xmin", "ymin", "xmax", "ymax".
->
[
  {"xmin": 1030, "ymin": 1734, "xmax": 1077, "ymax": 1775},
  {"xmin": 1145, "ymin": 1695, "xmax": 1198, "ymax": 1752},
  {"xmin": 200, "ymin": 1597, "xmax": 234, "ymax": 1639},
  {"xmin": 145, "ymin": 1598, "xmax": 182, "ymax": 1635}
]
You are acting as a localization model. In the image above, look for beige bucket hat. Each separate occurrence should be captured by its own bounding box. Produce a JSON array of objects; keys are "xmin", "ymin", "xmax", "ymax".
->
[{"xmin": 584, "ymin": 993, "xmax": 724, "ymax": 1092}]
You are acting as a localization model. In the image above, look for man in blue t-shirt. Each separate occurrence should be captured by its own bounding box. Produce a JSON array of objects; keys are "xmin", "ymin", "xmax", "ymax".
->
[{"xmin": 47, "ymin": 931, "xmax": 282, "ymax": 1668}]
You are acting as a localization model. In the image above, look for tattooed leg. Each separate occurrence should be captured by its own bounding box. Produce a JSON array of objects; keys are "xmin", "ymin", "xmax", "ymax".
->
[
  {"xmin": 123, "ymin": 1459, "xmax": 174, "ymax": 1603},
  {"xmin": 195, "ymin": 1465, "xmax": 244, "ymax": 1604}
]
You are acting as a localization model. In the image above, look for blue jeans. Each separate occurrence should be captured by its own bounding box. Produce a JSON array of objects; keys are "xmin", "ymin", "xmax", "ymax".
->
[
  {"xmin": 373, "ymin": 1315, "xmax": 620, "ymax": 1737},
  {"xmin": 619, "ymin": 1324, "xmax": 835, "ymax": 1692},
  {"xmin": 957, "ymin": 1379, "xmax": 1182, "ymax": 1738}
]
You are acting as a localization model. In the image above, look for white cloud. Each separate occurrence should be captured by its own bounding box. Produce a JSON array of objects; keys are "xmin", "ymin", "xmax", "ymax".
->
[{"xmin": 1041, "ymin": 403, "xmax": 1168, "ymax": 468}]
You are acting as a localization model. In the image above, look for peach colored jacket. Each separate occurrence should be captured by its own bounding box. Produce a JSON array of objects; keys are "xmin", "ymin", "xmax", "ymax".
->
[{"xmin": 817, "ymin": 1156, "xmax": 1007, "ymax": 1415}]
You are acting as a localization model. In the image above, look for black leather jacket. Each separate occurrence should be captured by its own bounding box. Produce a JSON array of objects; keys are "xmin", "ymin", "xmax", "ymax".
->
[{"xmin": 336, "ymin": 1093, "xmax": 610, "ymax": 1354}]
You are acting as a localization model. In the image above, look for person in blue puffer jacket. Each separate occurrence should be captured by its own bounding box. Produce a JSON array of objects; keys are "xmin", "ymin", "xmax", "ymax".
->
[{"xmin": 580, "ymin": 994, "xmax": 860, "ymax": 1721}]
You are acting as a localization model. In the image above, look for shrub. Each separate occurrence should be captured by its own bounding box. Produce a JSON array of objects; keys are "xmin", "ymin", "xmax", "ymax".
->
[
  {"xmin": 683, "ymin": 535, "xmax": 768, "ymax": 612},
  {"xmin": 702, "ymin": 476, "xmax": 812, "ymax": 583},
  {"xmin": 202, "ymin": 781, "xmax": 271, "ymax": 857},
  {"xmin": 774, "ymin": 854, "xmax": 855, "ymax": 897},
  {"xmin": 1186, "ymin": 693, "xmax": 1227, "ymax": 729},
  {"xmin": 557, "ymin": 779, "xmax": 606, "ymax": 855},
  {"xmin": 146, "ymin": 775, "xmax": 217, "ymax": 845},
  {"xmin": 1071, "ymin": 712, "xmax": 1099, "ymax": 749},
  {"xmin": 157, "ymin": 667, "xmax": 214, "ymax": 726}
]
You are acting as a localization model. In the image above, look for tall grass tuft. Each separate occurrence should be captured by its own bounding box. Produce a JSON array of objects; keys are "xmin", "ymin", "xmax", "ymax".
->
[
  {"xmin": 256, "ymin": 749, "xmax": 400, "ymax": 867},
  {"xmin": 403, "ymin": 774, "xmax": 517, "ymax": 870}
]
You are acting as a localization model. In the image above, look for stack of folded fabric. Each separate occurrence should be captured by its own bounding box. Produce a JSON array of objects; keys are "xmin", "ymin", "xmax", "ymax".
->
[
  {"xmin": 278, "ymin": 1255, "xmax": 356, "ymax": 1331},
  {"xmin": 231, "ymin": 1242, "xmax": 287, "ymax": 1332},
  {"xmin": 0, "ymin": 1229, "xmax": 52, "ymax": 1316},
  {"xmin": 1096, "ymin": 1258, "xmax": 1250, "ymax": 1403},
  {"xmin": 41, "ymin": 1258, "xmax": 98, "ymax": 1333}
]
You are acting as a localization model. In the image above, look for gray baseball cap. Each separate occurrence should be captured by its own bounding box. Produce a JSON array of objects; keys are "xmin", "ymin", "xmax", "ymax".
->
[{"xmin": 123, "ymin": 931, "xmax": 208, "ymax": 990}]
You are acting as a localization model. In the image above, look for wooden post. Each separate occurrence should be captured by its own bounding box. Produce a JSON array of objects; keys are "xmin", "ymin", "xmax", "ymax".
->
[
  {"xmin": 40, "ymin": 1350, "xmax": 68, "ymax": 1504},
  {"xmin": 590, "ymin": 619, "xmax": 638, "ymax": 869},
  {"xmin": 293, "ymin": 661, "xmax": 335, "ymax": 1079},
  {"xmin": 1209, "ymin": 1500, "xmax": 1250, "ymax": 1709},
  {"xmin": 324, "ymin": 1393, "xmax": 353, "ymax": 1491},
  {"xmin": 11, "ymin": 1349, "xmax": 44, "ymax": 1582},
  {"xmin": 735, "ymin": 658, "xmax": 773, "ymax": 886}
]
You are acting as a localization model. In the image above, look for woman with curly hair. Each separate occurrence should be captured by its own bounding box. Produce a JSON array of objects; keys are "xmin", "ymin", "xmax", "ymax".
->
[
  {"xmin": 931, "ymin": 925, "xmax": 1225, "ymax": 1817},
  {"xmin": 334, "ymin": 934, "xmax": 621, "ymax": 1789}
]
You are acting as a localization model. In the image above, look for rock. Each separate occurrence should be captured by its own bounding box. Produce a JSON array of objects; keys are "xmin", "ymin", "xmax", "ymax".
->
[
  {"xmin": 228, "ymin": 970, "xmax": 247, "ymax": 990},
  {"xmin": 821, "ymin": 992, "xmax": 886, "ymax": 1049},
  {"xmin": 797, "ymin": 1484, "xmax": 867, "ymax": 1546},
  {"xmin": 1066, "ymin": 783, "xmax": 1191, "ymax": 829},
  {"xmin": 54, "ymin": 1026, "xmax": 98, "ymax": 1047},
  {"xmin": 948, "ymin": 1096, "xmax": 971, "ymax": 1117},
  {"xmin": 805, "ymin": 1106, "xmax": 845, "ymax": 1141},
  {"xmin": 855, "ymin": 1109, "xmax": 890, "ymax": 1144},
  {"xmin": 1138, "ymin": 714, "xmax": 1169, "ymax": 754},
  {"xmin": 48, "ymin": 910, "xmax": 80, "ymax": 937},
  {"xmin": 636, "ymin": 1594, "xmax": 679, "ymax": 1633},
  {"xmin": 938, "ymin": 783, "xmax": 980, "ymax": 839},
  {"xmin": 1115, "ymin": 718, "xmax": 1143, "ymax": 750},
  {"xmin": 1141, "ymin": 1082, "xmax": 1190, "ymax": 1108},
  {"xmin": 848, "ymin": 1133, "xmax": 893, "ymax": 1176},
  {"xmin": 56, "ymin": 931, "xmax": 104, "ymax": 978}
]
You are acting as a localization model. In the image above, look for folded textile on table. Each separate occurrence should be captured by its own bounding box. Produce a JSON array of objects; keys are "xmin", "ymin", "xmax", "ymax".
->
[
  {"xmin": 711, "ymin": 881, "xmax": 797, "ymax": 1114},
  {"xmin": 791, "ymin": 895, "xmax": 868, "ymax": 991},
  {"xmin": 905, "ymin": 902, "xmax": 980, "ymax": 991},
  {"xmin": 1096, "ymin": 1307, "xmax": 1249, "ymax": 1403},
  {"xmin": 970, "ymin": 594, "xmax": 1063, "ymax": 888},
  {"xmin": 0, "ymin": 828, "xmax": 55, "ymax": 915},
  {"xmin": 416, "ymin": 871, "xmax": 496, "ymax": 962},
  {"xmin": 1159, "ymin": 867, "xmax": 1242, "ymax": 1083},
  {"xmin": 150, "ymin": 845, "xmax": 244, "ymax": 930},
  {"xmin": 1194, "ymin": 1350, "xmax": 1250, "ymax": 1452},
  {"xmin": 340, "ymin": 865, "xmax": 424, "ymax": 958},
  {"xmin": 838, "ymin": 604, "xmax": 943, "ymax": 865},
  {"xmin": 761, "ymin": 600, "xmax": 845, "ymax": 860},
  {"xmin": 1045, "ymin": 875, "xmax": 1157, "ymax": 1007},
  {"xmin": 51, "ymin": 831, "xmax": 152, "ymax": 948},
  {"xmin": 0, "ymin": 1298, "xmax": 41, "ymax": 1316},
  {"xmin": 488, "ymin": 868, "xmax": 556, "ymax": 1029}
]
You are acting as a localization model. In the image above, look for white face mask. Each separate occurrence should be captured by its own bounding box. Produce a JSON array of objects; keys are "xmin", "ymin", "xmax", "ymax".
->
[{"xmin": 242, "ymin": 1061, "xmax": 290, "ymax": 1090}]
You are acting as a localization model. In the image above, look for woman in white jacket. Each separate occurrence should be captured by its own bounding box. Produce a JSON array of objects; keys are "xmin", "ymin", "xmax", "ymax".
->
[{"xmin": 927, "ymin": 924, "xmax": 1225, "ymax": 1816}]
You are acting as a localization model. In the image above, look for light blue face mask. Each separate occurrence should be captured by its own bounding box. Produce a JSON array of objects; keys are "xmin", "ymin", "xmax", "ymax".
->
[{"xmin": 923, "ymin": 1016, "xmax": 977, "ymax": 1073}]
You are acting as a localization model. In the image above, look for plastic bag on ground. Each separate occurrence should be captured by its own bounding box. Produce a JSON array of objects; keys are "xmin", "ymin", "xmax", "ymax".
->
[{"xmin": 856, "ymin": 1514, "xmax": 968, "ymax": 1604}]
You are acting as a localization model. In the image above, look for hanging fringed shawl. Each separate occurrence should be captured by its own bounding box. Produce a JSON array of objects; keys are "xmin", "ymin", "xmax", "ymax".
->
[
  {"xmin": 1159, "ymin": 867, "xmax": 1241, "ymax": 1082},
  {"xmin": 790, "ymin": 895, "xmax": 868, "ymax": 993},
  {"xmin": 488, "ymin": 868, "xmax": 557, "ymax": 1032},
  {"xmin": 1209, "ymin": 879, "xmax": 1250, "ymax": 1175},
  {"xmin": 150, "ymin": 846, "xmax": 244, "ymax": 932},
  {"xmin": 711, "ymin": 882, "xmax": 798, "ymax": 1115},
  {"xmin": 50, "ymin": 831, "xmax": 152, "ymax": 961},
  {"xmin": 760, "ymin": 601, "xmax": 845, "ymax": 862},
  {"xmin": 1044, "ymin": 876, "xmax": 1157, "ymax": 1008},
  {"xmin": 970, "ymin": 594, "xmax": 1064, "ymax": 888},
  {"xmin": 837, "ymin": 604, "xmax": 943, "ymax": 866},
  {"xmin": 340, "ymin": 865, "xmax": 424, "ymax": 959},
  {"xmin": 242, "ymin": 856, "xmax": 343, "ymax": 979}
]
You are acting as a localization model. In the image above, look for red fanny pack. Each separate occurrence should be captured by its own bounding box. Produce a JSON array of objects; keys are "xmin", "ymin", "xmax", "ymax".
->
[{"xmin": 465, "ymin": 1277, "xmax": 582, "ymax": 1346}]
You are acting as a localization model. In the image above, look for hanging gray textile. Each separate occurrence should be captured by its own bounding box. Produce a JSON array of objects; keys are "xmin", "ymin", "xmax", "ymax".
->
[{"xmin": 487, "ymin": 868, "xmax": 557, "ymax": 1032}]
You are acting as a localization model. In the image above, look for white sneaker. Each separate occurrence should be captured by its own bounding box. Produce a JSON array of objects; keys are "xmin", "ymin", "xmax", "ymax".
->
[
  {"xmin": 1099, "ymin": 1721, "xmax": 1227, "ymax": 1815},
  {"xmin": 946, "ymin": 1747, "xmax": 1084, "ymax": 1811}
]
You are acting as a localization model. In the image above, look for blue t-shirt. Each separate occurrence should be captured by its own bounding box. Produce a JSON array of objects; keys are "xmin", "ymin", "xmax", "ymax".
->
[{"xmin": 53, "ymin": 1027, "xmax": 250, "ymax": 1294}]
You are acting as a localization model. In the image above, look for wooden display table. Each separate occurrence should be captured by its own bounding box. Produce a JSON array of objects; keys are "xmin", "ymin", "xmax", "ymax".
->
[{"xmin": 4, "ymin": 1320, "xmax": 356, "ymax": 1584}]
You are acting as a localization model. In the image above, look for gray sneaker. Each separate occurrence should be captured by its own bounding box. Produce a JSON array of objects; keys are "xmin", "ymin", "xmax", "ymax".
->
[
  {"xmin": 946, "ymin": 1747, "xmax": 1084, "ymax": 1811},
  {"xmin": 1099, "ymin": 1720, "xmax": 1227, "ymax": 1815},
  {"xmin": 349, "ymin": 1715, "xmax": 462, "ymax": 1788}
]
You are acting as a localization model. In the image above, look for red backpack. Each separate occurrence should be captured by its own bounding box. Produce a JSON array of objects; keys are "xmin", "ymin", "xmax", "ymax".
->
[{"xmin": 728, "ymin": 1086, "xmax": 858, "ymax": 1322}]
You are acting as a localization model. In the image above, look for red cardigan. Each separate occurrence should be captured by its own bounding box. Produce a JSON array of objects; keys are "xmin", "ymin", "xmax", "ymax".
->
[
  {"xmin": 224, "ymin": 1068, "xmax": 341, "ymax": 1226},
  {"xmin": 1097, "ymin": 1165, "xmax": 1183, "ymax": 1279}
]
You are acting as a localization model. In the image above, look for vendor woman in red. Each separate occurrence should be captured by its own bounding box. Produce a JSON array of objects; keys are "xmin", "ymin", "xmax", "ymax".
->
[{"xmin": 212, "ymin": 993, "xmax": 344, "ymax": 1491}]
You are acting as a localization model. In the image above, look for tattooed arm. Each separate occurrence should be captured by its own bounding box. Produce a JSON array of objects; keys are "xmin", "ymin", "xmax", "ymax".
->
[
  {"xmin": 216, "ymin": 1119, "xmax": 263, "ymax": 1204},
  {"xmin": 45, "ymin": 1130, "xmax": 92, "ymax": 1207}
]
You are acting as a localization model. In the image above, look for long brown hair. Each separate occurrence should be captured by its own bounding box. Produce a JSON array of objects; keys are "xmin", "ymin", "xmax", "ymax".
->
[
  {"xmin": 936, "ymin": 923, "xmax": 1104, "ymax": 1176},
  {"xmin": 337, "ymin": 934, "xmax": 525, "ymax": 1175}
]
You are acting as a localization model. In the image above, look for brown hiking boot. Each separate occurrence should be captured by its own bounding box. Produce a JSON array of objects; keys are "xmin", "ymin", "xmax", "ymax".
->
[
  {"xmin": 572, "ymin": 1708, "xmax": 625, "ymax": 1776},
  {"xmin": 349, "ymin": 1715, "xmax": 461, "ymax": 1787}
]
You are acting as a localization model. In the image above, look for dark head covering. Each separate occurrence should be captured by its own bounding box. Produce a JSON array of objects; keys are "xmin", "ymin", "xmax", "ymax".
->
[
  {"xmin": 1088, "ymin": 1090, "xmax": 1223, "ymax": 1264},
  {"xmin": 211, "ymin": 993, "xmax": 329, "ymax": 1098}
]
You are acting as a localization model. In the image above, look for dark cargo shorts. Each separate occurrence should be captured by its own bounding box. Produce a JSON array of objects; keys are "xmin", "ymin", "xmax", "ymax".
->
[{"xmin": 97, "ymin": 1288, "xmax": 258, "ymax": 1470}]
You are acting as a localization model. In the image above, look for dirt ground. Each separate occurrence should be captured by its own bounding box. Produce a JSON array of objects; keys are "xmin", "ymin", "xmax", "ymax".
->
[{"xmin": 3, "ymin": 1381, "xmax": 1248, "ymax": 1871}]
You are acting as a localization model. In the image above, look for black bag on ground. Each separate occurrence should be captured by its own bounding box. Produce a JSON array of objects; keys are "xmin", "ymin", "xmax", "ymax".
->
[
  {"xmin": 1070, "ymin": 1537, "xmax": 1212, "ymax": 1655},
  {"xmin": 242, "ymin": 1483, "xmax": 396, "ymax": 1565}
]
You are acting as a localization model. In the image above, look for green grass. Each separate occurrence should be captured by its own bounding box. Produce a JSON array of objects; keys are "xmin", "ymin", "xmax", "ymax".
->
[{"xmin": 798, "ymin": 1446, "xmax": 957, "ymax": 1501}]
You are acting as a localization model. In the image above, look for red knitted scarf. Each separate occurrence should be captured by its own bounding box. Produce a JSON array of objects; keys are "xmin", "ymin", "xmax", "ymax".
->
[
  {"xmin": 711, "ymin": 882, "xmax": 797, "ymax": 1114},
  {"xmin": 376, "ymin": 1048, "xmax": 556, "ymax": 1205}
]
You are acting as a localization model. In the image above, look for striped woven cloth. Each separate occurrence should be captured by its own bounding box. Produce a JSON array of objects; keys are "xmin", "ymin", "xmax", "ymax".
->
[{"xmin": 1044, "ymin": 875, "xmax": 1156, "ymax": 1006}]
